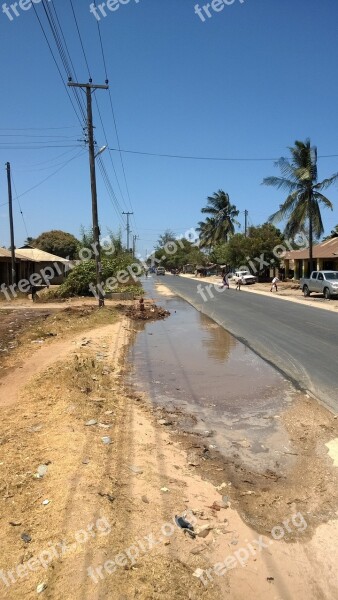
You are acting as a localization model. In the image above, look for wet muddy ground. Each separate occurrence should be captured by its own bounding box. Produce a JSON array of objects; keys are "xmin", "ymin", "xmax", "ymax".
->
[
  {"xmin": 127, "ymin": 283, "xmax": 338, "ymax": 536},
  {"xmin": 128, "ymin": 293, "xmax": 297, "ymax": 474}
]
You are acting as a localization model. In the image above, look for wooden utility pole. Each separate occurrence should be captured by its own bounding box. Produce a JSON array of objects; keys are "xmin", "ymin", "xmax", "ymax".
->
[
  {"xmin": 6, "ymin": 162, "xmax": 16, "ymax": 286},
  {"xmin": 68, "ymin": 80, "xmax": 108, "ymax": 307},
  {"xmin": 244, "ymin": 209, "xmax": 248, "ymax": 237},
  {"xmin": 122, "ymin": 211, "xmax": 133, "ymax": 251},
  {"xmin": 132, "ymin": 234, "xmax": 139, "ymax": 257}
]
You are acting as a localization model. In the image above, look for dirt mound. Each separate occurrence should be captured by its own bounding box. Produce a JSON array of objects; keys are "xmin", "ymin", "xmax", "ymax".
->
[{"xmin": 117, "ymin": 300, "xmax": 170, "ymax": 321}]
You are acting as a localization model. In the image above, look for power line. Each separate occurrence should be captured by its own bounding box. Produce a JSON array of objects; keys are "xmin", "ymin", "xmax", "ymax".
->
[
  {"xmin": 0, "ymin": 150, "xmax": 85, "ymax": 207},
  {"xmin": 43, "ymin": 0, "xmax": 87, "ymax": 121},
  {"xmin": 0, "ymin": 145, "xmax": 82, "ymax": 150},
  {"xmin": 69, "ymin": 0, "xmax": 91, "ymax": 80},
  {"xmin": 93, "ymin": 95, "xmax": 130, "ymax": 213},
  {"xmin": 31, "ymin": 1, "xmax": 83, "ymax": 127},
  {"xmin": 93, "ymin": 12, "xmax": 137, "ymax": 234},
  {"xmin": 0, "ymin": 126, "xmax": 78, "ymax": 131},
  {"xmin": 109, "ymin": 147, "xmax": 338, "ymax": 162},
  {"xmin": 11, "ymin": 175, "xmax": 30, "ymax": 241}
]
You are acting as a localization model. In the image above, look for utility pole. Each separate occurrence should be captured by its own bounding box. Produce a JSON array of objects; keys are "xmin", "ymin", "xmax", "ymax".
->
[
  {"xmin": 6, "ymin": 162, "xmax": 16, "ymax": 286},
  {"xmin": 122, "ymin": 211, "xmax": 133, "ymax": 251},
  {"xmin": 68, "ymin": 80, "xmax": 108, "ymax": 307},
  {"xmin": 132, "ymin": 234, "xmax": 139, "ymax": 257},
  {"xmin": 244, "ymin": 209, "xmax": 248, "ymax": 237}
]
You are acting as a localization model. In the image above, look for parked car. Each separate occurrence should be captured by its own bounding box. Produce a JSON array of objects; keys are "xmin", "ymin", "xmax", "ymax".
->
[
  {"xmin": 156, "ymin": 266, "xmax": 166, "ymax": 276},
  {"xmin": 231, "ymin": 270, "xmax": 257, "ymax": 285},
  {"xmin": 300, "ymin": 271, "xmax": 338, "ymax": 299}
]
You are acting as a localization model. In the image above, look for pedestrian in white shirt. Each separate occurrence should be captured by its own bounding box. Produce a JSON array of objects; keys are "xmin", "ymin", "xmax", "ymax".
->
[{"xmin": 270, "ymin": 276, "xmax": 279, "ymax": 292}]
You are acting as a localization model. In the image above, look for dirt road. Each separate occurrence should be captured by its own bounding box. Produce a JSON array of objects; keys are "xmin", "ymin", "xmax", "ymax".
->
[{"xmin": 0, "ymin": 301, "xmax": 337, "ymax": 599}]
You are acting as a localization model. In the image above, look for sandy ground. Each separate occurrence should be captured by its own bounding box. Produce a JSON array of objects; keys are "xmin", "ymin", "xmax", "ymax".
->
[
  {"xmin": 179, "ymin": 274, "xmax": 338, "ymax": 313},
  {"xmin": 0, "ymin": 301, "xmax": 337, "ymax": 599}
]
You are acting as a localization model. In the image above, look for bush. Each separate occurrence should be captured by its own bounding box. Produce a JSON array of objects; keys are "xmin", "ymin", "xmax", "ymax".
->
[{"xmin": 58, "ymin": 254, "xmax": 141, "ymax": 297}]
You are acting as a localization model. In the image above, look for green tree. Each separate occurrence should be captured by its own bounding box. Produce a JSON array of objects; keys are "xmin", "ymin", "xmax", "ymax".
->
[
  {"xmin": 222, "ymin": 224, "xmax": 284, "ymax": 275},
  {"xmin": 197, "ymin": 190, "xmax": 239, "ymax": 248},
  {"xmin": 156, "ymin": 229, "xmax": 177, "ymax": 248},
  {"xmin": 263, "ymin": 139, "xmax": 338, "ymax": 273},
  {"xmin": 33, "ymin": 230, "xmax": 79, "ymax": 259},
  {"xmin": 23, "ymin": 236, "xmax": 34, "ymax": 247},
  {"xmin": 153, "ymin": 237, "xmax": 206, "ymax": 270}
]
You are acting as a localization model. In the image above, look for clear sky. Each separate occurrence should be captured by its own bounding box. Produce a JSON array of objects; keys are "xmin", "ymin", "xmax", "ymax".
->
[{"xmin": 1, "ymin": 0, "xmax": 338, "ymax": 257}]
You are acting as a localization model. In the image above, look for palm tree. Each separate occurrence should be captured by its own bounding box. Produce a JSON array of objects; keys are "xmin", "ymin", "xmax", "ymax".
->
[
  {"xmin": 263, "ymin": 139, "xmax": 338, "ymax": 273},
  {"xmin": 197, "ymin": 190, "xmax": 239, "ymax": 248}
]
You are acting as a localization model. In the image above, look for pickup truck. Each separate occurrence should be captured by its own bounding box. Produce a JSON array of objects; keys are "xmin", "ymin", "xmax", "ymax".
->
[
  {"xmin": 230, "ymin": 270, "xmax": 257, "ymax": 285},
  {"xmin": 300, "ymin": 271, "xmax": 338, "ymax": 299}
]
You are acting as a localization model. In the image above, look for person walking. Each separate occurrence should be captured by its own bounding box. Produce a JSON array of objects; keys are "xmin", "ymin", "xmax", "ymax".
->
[
  {"xmin": 235, "ymin": 275, "xmax": 242, "ymax": 291},
  {"xmin": 222, "ymin": 271, "xmax": 229, "ymax": 289},
  {"xmin": 270, "ymin": 276, "xmax": 279, "ymax": 292}
]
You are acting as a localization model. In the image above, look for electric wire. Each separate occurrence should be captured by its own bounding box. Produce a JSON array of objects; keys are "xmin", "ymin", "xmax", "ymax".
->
[
  {"xmin": 109, "ymin": 148, "xmax": 338, "ymax": 162},
  {"xmin": 11, "ymin": 175, "xmax": 30, "ymax": 242},
  {"xmin": 93, "ymin": 95, "xmax": 130, "ymax": 213},
  {"xmin": 0, "ymin": 126, "xmax": 78, "ymax": 131},
  {"xmin": 93, "ymin": 9, "xmax": 137, "ymax": 234},
  {"xmin": 96, "ymin": 157, "xmax": 127, "ymax": 228},
  {"xmin": 69, "ymin": 0, "xmax": 91, "ymax": 80},
  {"xmin": 0, "ymin": 150, "xmax": 85, "ymax": 207},
  {"xmin": 42, "ymin": 0, "xmax": 87, "ymax": 121},
  {"xmin": 30, "ymin": 2, "xmax": 83, "ymax": 127}
]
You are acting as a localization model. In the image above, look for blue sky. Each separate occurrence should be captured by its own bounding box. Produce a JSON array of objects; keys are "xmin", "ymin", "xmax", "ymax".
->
[{"xmin": 1, "ymin": 0, "xmax": 338, "ymax": 256}]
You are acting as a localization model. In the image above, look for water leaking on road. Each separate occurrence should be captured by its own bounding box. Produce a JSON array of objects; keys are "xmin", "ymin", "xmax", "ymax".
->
[{"xmin": 128, "ymin": 282, "xmax": 298, "ymax": 472}]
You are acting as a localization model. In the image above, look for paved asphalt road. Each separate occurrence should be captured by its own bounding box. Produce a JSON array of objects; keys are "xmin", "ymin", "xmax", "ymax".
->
[{"xmin": 155, "ymin": 275, "xmax": 338, "ymax": 413}]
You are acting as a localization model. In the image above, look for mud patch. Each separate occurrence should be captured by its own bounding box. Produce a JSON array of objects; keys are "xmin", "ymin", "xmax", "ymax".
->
[{"xmin": 117, "ymin": 300, "xmax": 170, "ymax": 321}]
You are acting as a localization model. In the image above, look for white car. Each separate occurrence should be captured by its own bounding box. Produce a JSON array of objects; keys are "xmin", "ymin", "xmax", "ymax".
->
[{"xmin": 233, "ymin": 270, "xmax": 257, "ymax": 285}]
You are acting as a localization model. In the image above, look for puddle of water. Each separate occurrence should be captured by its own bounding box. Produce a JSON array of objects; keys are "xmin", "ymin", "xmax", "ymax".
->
[{"xmin": 128, "ymin": 287, "xmax": 297, "ymax": 472}]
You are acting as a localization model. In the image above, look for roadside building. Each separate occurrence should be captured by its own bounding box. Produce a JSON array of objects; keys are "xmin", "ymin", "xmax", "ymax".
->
[
  {"xmin": 15, "ymin": 248, "xmax": 71, "ymax": 285},
  {"xmin": 283, "ymin": 237, "xmax": 338, "ymax": 279},
  {"xmin": 0, "ymin": 248, "xmax": 16, "ymax": 286}
]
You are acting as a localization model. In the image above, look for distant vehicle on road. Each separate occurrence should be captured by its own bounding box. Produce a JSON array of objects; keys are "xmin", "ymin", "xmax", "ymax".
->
[
  {"xmin": 230, "ymin": 270, "xmax": 257, "ymax": 285},
  {"xmin": 171, "ymin": 268, "xmax": 180, "ymax": 275},
  {"xmin": 156, "ymin": 266, "xmax": 166, "ymax": 276},
  {"xmin": 300, "ymin": 271, "xmax": 338, "ymax": 299}
]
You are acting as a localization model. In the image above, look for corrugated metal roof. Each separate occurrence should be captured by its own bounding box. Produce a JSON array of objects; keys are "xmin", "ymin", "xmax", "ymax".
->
[
  {"xmin": 14, "ymin": 248, "xmax": 70, "ymax": 263},
  {"xmin": 284, "ymin": 237, "xmax": 338, "ymax": 259}
]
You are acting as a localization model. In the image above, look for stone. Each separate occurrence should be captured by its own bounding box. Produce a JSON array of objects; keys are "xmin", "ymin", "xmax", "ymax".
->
[
  {"xmin": 37, "ymin": 465, "xmax": 48, "ymax": 477},
  {"xmin": 37, "ymin": 583, "xmax": 47, "ymax": 593},
  {"xmin": 85, "ymin": 419, "xmax": 97, "ymax": 426},
  {"xmin": 21, "ymin": 533, "xmax": 32, "ymax": 543},
  {"xmin": 101, "ymin": 436, "xmax": 112, "ymax": 445},
  {"xmin": 192, "ymin": 568, "xmax": 205, "ymax": 579},
  {"xmin": 129, "ymin": 466, "xmax": 143, "ymax": 474},
  {"xmin": 158, "ymin": 419, "xmax": 172, "ymax": 426},
  {"xmin": 195, "ymin": 524, "xmax": 213, "ymax": 538}
]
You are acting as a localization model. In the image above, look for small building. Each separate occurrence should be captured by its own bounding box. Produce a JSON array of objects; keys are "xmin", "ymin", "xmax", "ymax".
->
[
  {"xmin": 0, "ymin": 248, "xmax": 17, "ymax": 286},
  {"xmin": 283, "ymin": 238, "xmax": 338, "ymax": 279},
  {"xmin": 15, "ymin": 248, "xmax": 71, "ymax": 285}
]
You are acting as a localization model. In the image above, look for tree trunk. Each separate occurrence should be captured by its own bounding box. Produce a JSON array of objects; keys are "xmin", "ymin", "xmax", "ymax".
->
[{"xmin": 308, "ymin": 193, "xmax": 314, "ymax": 276}]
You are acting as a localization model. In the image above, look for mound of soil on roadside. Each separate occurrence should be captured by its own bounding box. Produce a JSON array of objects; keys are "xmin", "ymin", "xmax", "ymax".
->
[{"xmin": 117, "ymin": 300, "xmax": 170, "ymax": 321}]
